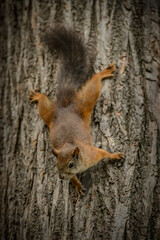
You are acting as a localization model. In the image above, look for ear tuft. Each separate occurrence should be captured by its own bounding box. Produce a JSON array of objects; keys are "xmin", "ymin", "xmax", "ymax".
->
[{"xmin": 72, "ymin": 147, "xmax": 80, "ymax": 159}]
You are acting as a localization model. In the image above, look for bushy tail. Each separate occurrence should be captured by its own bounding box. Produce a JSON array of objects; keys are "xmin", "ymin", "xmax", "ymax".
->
[{"xmin": 42, "ymin": 25, "xmax": 94, "ymax": 90}]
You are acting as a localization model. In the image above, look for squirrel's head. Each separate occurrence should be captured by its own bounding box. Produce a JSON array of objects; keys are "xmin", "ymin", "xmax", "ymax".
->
[{"xmin": 52, "ymin": 146, "xmax": 82, "ymax": 180}]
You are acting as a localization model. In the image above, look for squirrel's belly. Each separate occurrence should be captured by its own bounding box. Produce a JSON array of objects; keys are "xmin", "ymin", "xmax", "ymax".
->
[{"xmin": 50, "ymin": 122, "xmax": 91, "ymax": 149}]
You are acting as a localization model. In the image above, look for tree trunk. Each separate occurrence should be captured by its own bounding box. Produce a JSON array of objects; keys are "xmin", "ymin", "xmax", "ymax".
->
[{"xmin": 0, "ymin": 0, "xmax": 160, "ymax": 239}]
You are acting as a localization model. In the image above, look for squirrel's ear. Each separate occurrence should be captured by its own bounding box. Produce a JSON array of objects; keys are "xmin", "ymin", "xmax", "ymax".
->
[
  {"xmin": 52, "ymin": 148, "xmax": 59, "ymax": 157},
  {"xmin": 72, "ymin": 147, "xmax": 80, "ymax": 159}
]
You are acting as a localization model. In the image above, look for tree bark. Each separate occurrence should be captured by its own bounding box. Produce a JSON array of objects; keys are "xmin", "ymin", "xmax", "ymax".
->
[{"xmin": 0, "ymin": 0, "xmax": 160, "ymax": 240}]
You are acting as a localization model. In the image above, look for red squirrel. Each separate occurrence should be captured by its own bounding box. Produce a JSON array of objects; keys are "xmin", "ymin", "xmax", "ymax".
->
[{"xmin": 30, "ymin": 26, "xmax": 125, "ymax": 196}]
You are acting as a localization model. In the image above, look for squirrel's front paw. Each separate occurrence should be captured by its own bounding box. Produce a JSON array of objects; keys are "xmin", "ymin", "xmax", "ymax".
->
[
  {"xmin": 75, "ymin": 184, "xmax": 86, "ymax": 198},
  {"xmin": 113, "ymin": 152, "xmax": 125, "ymax": 160}
]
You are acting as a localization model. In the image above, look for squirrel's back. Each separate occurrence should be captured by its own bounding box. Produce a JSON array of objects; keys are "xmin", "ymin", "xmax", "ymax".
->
[{"xmin": 42, "ymin": 25, "xmax": 95, "ymax": 107}]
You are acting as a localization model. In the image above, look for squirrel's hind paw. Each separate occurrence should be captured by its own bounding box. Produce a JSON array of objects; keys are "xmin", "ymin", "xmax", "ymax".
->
[
  {"xmin": 29, "ymin": 89, "xmax": 41, "ymax": 103},
  {"xmin": 105, "ymin": 63, "xmax": 116, "ymax": 76},
  {"xmin": 101, "ymin": 63, "xmax": 116, "ymax": 79}
]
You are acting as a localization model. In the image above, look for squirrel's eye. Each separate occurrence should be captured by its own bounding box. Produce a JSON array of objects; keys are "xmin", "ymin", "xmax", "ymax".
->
[{"xmin": 69, "ymin": 161, "xmax": 74, "ymax": 168}]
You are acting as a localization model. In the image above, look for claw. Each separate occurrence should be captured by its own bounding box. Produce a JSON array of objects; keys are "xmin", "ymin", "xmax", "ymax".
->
[
  {"xmin": 102, "ymin": 63, "xmax": 116, "ymax": 79},
  {"xmin": 75, "ymin": 185, "xmax": 86, "ymax": 198},
  {"xmin": 115, "ymin": 152, "xmax": 125, "ymax": 160},
  {"xmin": 108, "ymin": 63, "xmax": 116, "ymax": 72},
  {"xmin": 29, "ymin": 89, "xmax": 41, "ymax": 103}
]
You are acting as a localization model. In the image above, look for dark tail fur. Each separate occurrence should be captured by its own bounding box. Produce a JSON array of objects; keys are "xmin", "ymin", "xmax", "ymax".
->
[{"xmin": 42, "ymin": 25, "xmax": 95, "ymax": 106}]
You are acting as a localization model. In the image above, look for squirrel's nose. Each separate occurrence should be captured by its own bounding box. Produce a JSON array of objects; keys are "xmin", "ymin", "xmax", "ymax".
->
[{"xmin": 59, "ymin": 173, "xmax": 64, "ymax": 180}]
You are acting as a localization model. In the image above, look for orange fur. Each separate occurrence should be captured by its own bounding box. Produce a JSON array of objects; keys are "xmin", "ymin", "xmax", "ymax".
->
[
  {"xmin": 30, "ymin": 90, "xmax": 56, "ymax": 127},
  {"xmin": 30, "ymin": 64, "xmax": 125, "ymax": 196},
  {"xmin": 76, "ymin": 63, "xmax": 116, "ymax": 129}
]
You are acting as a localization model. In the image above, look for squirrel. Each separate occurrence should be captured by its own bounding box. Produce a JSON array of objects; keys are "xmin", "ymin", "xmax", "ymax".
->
[{"xmin": 30, "ymin": 26, "xmax": 125, "ymax": 196}]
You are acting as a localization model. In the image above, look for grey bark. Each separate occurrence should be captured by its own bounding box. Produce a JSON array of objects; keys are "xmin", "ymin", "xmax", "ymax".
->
[{"xmin": 0, "ymin": 0, "xmax": 160, "ymax": 240}]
